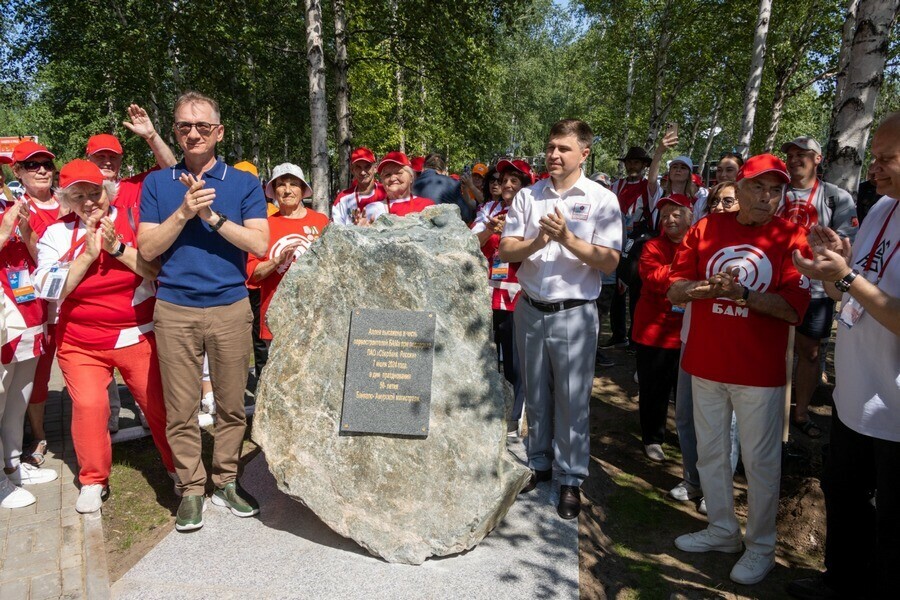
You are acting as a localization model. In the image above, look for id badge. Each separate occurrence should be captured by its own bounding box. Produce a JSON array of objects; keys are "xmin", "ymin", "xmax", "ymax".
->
[
  {"xmin": 671, "ymin": 304, "xmax": 686, "ymax": 314},
  {"xmin": 41, "ymin": 265, "xmax": 70, "ymax": 301},
  {"xmin": 6, "ymin": 267, "xmax": 37, "ymax": 304},
  {"xmin": 491, "ymin": 254, "xmax": 509, "ymax": 281},
  {"xmin": 838, "ymin": 297, "xmax": 864, "ymax": 329}
]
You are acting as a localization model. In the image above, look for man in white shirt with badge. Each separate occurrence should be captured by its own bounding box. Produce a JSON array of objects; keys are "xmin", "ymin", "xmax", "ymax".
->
[
  {"xmin": 779, "ymin": 136, "xmax": 857, "ymax": 439},
  {"xmin": 788, "ymin": 112, "xmax": 900, "ymax": 600},
  {"xmin": 500, "ymin": 119, "xmax": 622, "ymax": 520}
]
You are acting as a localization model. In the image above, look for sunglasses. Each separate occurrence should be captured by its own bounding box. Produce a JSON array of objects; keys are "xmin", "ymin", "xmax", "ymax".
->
[
  {"xmin": 490, "ymin": 176, "xmax": 501, "ymax": 183},
  {"xmin": 20, "ymin": 160, "xmax": 55, "ymax": 172},
  {"xmin": 709, "ymin": 196, "xmax": 736, "ymax": 209},
  {"xmin": 174, "ymin": 121, "xmax": 221, "ymax": 136}
]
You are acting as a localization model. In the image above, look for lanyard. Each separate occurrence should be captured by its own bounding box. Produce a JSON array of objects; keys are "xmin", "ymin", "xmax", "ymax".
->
[
  {"xmin": 788, "ymin": 179, "xmax": 820, "ymax": 220},
  {"xmin": 862, "ymin": 199, "xmax": 899, "ymax": 280},
  {"xmin": 59, "ymin": 218, "xmax": 86, "ymax": 264}
]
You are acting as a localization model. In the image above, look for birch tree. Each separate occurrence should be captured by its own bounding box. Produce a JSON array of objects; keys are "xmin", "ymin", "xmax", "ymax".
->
[
  {"xmin": 333, "ymin": 0, "xmax": 351, "ymax": 189},
  {"xmin": 737, "ymin": 0, "xmax": 772, "ymax": 157},
  {"xmin": 824, "ymin": 0, "xmax": 900, "ymax": 195},
  {"xmin": 305, "ymin": 0, "xmax": 331, "ymax": 214}
]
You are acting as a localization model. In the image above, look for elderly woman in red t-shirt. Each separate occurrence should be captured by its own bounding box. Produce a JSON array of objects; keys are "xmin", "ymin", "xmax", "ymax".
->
[
  {"xmin": 471, "ymin": 159, "xmax": 534, "ymax": 435},
  {"xmin": 631, "ymin": 194, "xmax": 693, "ymax": 462},
  {"xmin": 34, "ymin": 160, "xmax": 175, "ymax": 514}
]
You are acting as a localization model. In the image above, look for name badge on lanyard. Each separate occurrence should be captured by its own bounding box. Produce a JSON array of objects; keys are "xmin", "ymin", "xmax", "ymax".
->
[
  {"xmin": 41, "ymin": 264, "xmax": 70, "ymax": 301},
  {"xmin": 5, "ymin": 267, "xmax": 37, "ymax": 303},
  {"xmin": 491, "ymin": 252, "xmax": 509, "ymax": 281}
]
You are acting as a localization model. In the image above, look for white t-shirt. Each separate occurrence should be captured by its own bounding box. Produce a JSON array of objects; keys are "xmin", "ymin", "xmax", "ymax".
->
[
  {"xmin": 778, "ymin": 179, "xmax": 858, "ymax": 298},
  {"xmin": 502, "ymin": 174, "xmax": 623, "ymax": 302},
  {"xmin": 834, "ymin": 195, "xmax": 900, "ymax": 442}
]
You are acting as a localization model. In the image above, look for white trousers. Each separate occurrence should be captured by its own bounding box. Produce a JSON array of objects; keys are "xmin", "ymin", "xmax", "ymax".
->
[
  {"xmin": 692, "ymin": 376, "xmax": 783, "ymax": 556},
  {"xmin": 1, "ymin": 357, "xmax": 39, "ymax": 470}
]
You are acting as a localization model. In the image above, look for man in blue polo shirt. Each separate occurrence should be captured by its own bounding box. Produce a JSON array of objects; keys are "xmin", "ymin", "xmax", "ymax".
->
[{"xmin": 138, "ymin": 91, "xmax": 269, "ymax": 532}]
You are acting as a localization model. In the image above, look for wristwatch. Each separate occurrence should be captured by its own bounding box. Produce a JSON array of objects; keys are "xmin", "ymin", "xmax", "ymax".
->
[
  {"xmin": 111, "ymin": 242, "xmax": 126, "ymax": 258},
  {"xmin": 735, "ymin": 286, "xmax": 750, "ymax": 306},
  {"xmin": 210, "ymin": 211, "xmax": 228, "ymax": 232},
  {"xmin": 834, "ymin": 269, "xmax": 859, "ymax": 293}
]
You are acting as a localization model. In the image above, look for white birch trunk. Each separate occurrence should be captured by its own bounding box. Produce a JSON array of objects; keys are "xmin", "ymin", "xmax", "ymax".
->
[
  {"xmin": 737, "ymin": 0, "xmax": 772, "ymax": 158},
  {"xmin": 824, "ymin": 0, "xmax": 899, "ymax": 195},
  {"xmin": 617, "ymin": 50, "xmax": 636, "ymax": 177},
  {"xmin": 831, "ymin": 0, "xmax": 860, "ymax": 122},
  {"xmin": 333, "ymin": 0, "xmax": 352, "ymax": 190},
  {"xmin": 305, "ymin": 0, "xmax": 331, "ymax": 215},
  {"xmin": 699, "ymin": 95, "xmax": 721, "ymax": 173}
]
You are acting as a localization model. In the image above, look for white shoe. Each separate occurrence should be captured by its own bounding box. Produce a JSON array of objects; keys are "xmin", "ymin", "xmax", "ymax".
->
[
  {"xmin": 168, "ymin": 471, "xmax": 183, "ymax": 497},
  {"xmin": 75, "ymin": 484, "xmax": 108, "ymax": 514},
  {"xmin": 633, "ymin": 371, "xmax": 639, "ymax": 384},
  {"xmin": 730, "ymin": 549, "xmax": 775, "ymax": 585},
  {"xmin": 8, "ymin": 463, "xmax": 59, "ymax": 486},
  {"xmin": 698, "ymin": 497, "xmax": 707, "ymax": 514},
  {"xmin": 669, "ymin": 480, "xmax": 702, "ymax": 502},
  {"xmin": 0, "ymin": 478, "xmax": 36, "ymax": 509},
  {"xmin": 201, "ymin": 392, "xmax": 216, "ymax": 415},
  {"xmin": 644, "ymin": 444, "xmax": 667, "ymax": 462},
  {"xmin": 675, "ymin": 528, "xmax": 743, "ymax": 554}
]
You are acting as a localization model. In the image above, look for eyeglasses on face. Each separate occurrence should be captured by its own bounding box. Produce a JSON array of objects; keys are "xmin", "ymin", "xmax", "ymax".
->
[
  {"xmin": 21, "ymin": 160, "xmax": 55, "ymax": 172},
  {"xmin": 173, "ymin": 121, "xmax": 221, "ymax": 136},
  {"xmin": 490, "ymin": 176, "xmax": 501, "ymax": 183},
  {"xmin": 709, "ymin": 196, "xmax": 736, "ymax": 209}
]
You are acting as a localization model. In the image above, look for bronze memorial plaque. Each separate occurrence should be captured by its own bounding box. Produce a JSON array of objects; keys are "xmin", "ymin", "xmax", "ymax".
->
[{"xmin": 341, "ymin": 308, "xmax": 436, "ymax": 436}]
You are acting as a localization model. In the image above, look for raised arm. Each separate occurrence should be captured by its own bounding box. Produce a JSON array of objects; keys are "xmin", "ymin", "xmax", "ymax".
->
[
  {"xmin": 123, "ymin": 104, "xmax": 177, "ymax": 169},
  {"xmin": 648, "ymin": 131, "xmax": 678, "ymax": 198}
]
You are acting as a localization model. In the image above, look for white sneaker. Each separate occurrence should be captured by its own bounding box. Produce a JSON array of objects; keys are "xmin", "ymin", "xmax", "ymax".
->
[
  {"xmin": 675, "ymin": 528, "xmax": 743, "ymax": 554},
  {"xmin": 730, "ymin": 549, "xmax": 775, "ymax": 585},
  {"xmin": 8, "ymin": 463, "xmax": 59, "ymax": 486},
  {"xmin": 75, "ymin": 484, "xmax": 108, "ymax": 514},
  {"xmin": 699, "ymin": 497, "xmax": 707, "ymax": 514},
  {"xmin": 0, "ymin": 478, "xmax": 36, "ymax": 509},
  {"xmin": 201, "ymin": 392, "xmax": 216, "ymax": 415},
  {"xmin": 168, "ymin": 471, "xmax": 183, "ymax": 497},
  {"xmin": 670, "ymin": 480, "xmax": 702, "ymax": 502},
  {"xmin": 644, "ymin": 444, "xmax": 667, "ymax": 462}
]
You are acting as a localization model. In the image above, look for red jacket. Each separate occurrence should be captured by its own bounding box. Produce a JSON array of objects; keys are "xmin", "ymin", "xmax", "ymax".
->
[{"xmin": 631, "ymin": 235, "xmax": 683, "ymax": 349}]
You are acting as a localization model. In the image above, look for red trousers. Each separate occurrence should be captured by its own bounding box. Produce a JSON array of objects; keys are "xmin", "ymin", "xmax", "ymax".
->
[
  {"xmin": 57, "ymin": 335, "xmax": 174, "ymax": 486},
  {"xmin": 30, "ymin": 323, "xmax": 56, "ymax": 404}
]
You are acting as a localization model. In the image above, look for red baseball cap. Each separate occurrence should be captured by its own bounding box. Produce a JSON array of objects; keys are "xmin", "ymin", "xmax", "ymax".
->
[
  {"xmin": 377, "ymin": 151, "xmax": 411, "ymax": 174},
  {"xmin": 691, "ymin": 173, "xmax": 703, "ymax": 187},
  {"xmin": 59, "ymin": 159, "xmax": 104, "ymax": 189},
  {"xmin": 12, "ymin": 140, "xmax": 55, "ymax": 163},
  {"xmin": 496, "ymin": 159, "xmax": 536, "ymax": 184},
  {"xmin": 86, "ymin": 134, "xmax": 124, "ymax": 156},
  {"xmin": 0, "ymin": 156, "xmax": 12, "ymax": 165},
  {"xmin": 450, "ymin": 174, "xmax": 460, "ymax": 181},
  {"xmin": 410, "ymin": 156, "xmax": 425, "ymax": 173},
  {"xmin": 737, "ymin": 154, "xmax": 790, "ymax": 183},
  {"xmin": 656, "ymin": 194, "xmax": 693, "ymax": 210},
  {"xmin": 351, "ymin": 147, "xmax": 376, "ymax": 164}
]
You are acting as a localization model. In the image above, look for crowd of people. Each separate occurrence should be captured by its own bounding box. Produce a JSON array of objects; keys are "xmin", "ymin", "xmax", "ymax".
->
[{"xmin": 0, "ymin": 90, "xmax": 897, "ymax": 596}]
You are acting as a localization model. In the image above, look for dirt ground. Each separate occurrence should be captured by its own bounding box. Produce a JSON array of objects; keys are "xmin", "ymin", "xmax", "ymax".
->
[
  {"xmin": 578, "ymin": 343, "xmax": 833, "ymax": 600},
  {"xmin": 102, "ymin": 348, "xmax": 832, "ymax": 598}
]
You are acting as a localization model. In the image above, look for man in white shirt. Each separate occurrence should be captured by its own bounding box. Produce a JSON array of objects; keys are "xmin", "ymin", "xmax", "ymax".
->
[
  {"xmin": 500, "ymin": 119, "xmax": 622, "ymax": 520},
  {"xmin": 788, "ymin": 113, "xmax": 900, "ymax": 600}
]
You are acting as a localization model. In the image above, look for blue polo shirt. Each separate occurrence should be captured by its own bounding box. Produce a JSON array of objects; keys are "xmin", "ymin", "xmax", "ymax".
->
[{"xmin": 140, "ymin": 159, "xmax": 267, "ymax": 308}]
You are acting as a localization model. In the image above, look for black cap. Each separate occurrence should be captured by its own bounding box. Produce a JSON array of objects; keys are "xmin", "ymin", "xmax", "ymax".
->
[{"xmin": 619, "ymin": 146, "xmax": 652, "ymax": 164}]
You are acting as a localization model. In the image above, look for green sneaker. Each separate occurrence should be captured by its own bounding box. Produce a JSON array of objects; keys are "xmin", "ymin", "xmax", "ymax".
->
[
  {"xmin": 175, "ymin": 495, "xmax": 206, "ymax": 532},
  {"xmin": 211, "ymin": 481, "xmax": 260, "ymax": 517}
]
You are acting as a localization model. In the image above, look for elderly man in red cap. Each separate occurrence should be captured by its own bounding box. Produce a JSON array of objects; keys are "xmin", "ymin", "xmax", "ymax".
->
[
  {"xmin": 667, "ymin": 154, "xmax": 812, "ymax": 585},
  {"xmin": 332, "ymin": 147, "xmax": 386, "ymax": 225}
]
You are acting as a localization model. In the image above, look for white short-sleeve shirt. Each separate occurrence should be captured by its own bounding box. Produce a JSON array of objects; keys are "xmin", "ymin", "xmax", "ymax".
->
[{"xmin": 502, "ymin": 174, "xmax": 623, "ymax": 302}]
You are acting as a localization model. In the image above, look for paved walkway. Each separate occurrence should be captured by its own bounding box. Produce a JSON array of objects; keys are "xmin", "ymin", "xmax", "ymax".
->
[
  {"xmin": 0, "ymin": 365, "xmax": 109, "ymax": 600},
  {"xmin": 113, "ymin": 440, "xmax": 579, "ymax": 599}
]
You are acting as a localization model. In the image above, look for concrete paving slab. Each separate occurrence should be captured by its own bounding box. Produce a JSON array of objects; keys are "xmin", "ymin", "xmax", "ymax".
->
[{"xmin": 114, "ymin": 442, "xmax": 579, "ymax": 599}]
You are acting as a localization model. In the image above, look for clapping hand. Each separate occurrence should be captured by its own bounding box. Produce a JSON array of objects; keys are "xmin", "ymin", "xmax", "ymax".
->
[
  {"xmin": 488, "ymin": 213, "xmax": 506, "ymax": 234},
  {"xmin": 539, "ymin": 207, "xmax": 571, "ymax": 244},
  {"xmin": 178, "ymin": 173, "xmax": 215, "ymax": 220},
  {"xmin": 83, "ymin": 216, "xmax": 103, "ymax": 261},
  {"xmin": 99, "ymin": 216, "xmax": 120, "ymax": 254}
]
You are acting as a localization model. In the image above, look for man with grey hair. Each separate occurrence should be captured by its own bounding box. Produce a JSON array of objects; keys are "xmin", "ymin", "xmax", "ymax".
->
[
  {"xmin": 779, "ymin": 136, "xmax": 857, "ymax": 439},
  {"xmin": 139, "ymin": 91, "xmax": 269, "ymax": 532}
]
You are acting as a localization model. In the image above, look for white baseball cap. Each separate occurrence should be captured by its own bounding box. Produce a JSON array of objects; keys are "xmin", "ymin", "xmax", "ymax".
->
[
  {"xmin": 265, "ymin": 163, "xmax": 312, "ymax": 199},
  {"xmin": 670, "ymin": 155, "xmax": 694, "ymax": 171}
]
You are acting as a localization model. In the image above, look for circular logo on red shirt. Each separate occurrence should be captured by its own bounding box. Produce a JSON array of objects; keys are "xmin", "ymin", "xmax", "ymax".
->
[
  {"xmin": 706, "ymin": 245, "xmax": 773, "ymax": 293},
  {"xmin": 777, "ymin": 197, "xmax": 820, "ymax": 230}
]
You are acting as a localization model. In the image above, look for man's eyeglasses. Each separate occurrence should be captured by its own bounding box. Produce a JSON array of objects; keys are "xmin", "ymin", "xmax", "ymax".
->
[
  {"xmin": 709, "ymin": 196, "xmax": 737, "ymax": 209},
  {"xmin": 174, "ymin": 121, "xmax": 221, "ymax": 136},
  {"xmin": 20, "ymin": 160, "xmax": 55, "ymax": 172}
]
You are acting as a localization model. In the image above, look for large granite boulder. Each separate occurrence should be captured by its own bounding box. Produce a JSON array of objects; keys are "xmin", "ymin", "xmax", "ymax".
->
[{"xmin": 252, "ymin": 205, "xmax": 530, "ymax": 565}]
